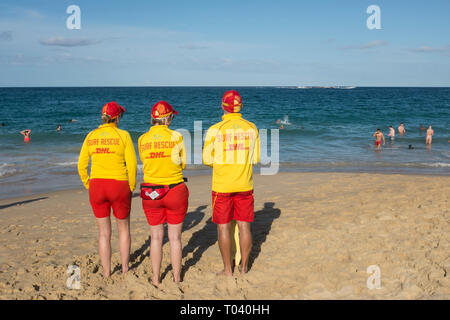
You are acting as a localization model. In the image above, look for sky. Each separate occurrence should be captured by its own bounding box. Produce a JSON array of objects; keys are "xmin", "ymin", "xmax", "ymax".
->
[{"xmin": 0, "ymin": 0, "xmax": 449, "ymax": 87}]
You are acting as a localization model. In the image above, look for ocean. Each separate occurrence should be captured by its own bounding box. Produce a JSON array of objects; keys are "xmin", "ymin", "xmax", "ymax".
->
[{"xmin": 1, "ymin": 87, "xmax": 449, "ymax": 199}]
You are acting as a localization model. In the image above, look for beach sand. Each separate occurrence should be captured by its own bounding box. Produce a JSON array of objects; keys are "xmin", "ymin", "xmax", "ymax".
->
[{"xmin": 0, "ymin": 172, "xmax": 449, "ymax": 300}]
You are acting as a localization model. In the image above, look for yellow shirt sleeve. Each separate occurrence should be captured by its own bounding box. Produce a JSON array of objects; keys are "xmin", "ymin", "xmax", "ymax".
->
[
  {"xmin": 77, "ymin": 135, "xmax": 91, "ymax": 189},
  {"xmin": 178, "ymin": 134, "xmax": 187, "ymax": 170},
  {"xmin": 253, "ymin": 127, "xmax": 260, "ymax": 164},
  {"xmin": 124, "ymin": 132, "xmax": 137, "ymax": 192},
  {"xmin": 202, "ymin": 127, "xmax": 216, "ymax": 167}
]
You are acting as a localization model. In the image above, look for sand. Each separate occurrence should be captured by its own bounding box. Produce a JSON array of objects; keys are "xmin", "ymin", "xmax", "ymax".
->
[{"xmin": 0, "ymin": 172, "xmax": 449, "ymax": 300}]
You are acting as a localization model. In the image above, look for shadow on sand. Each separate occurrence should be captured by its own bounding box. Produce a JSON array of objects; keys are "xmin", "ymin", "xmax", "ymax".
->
[
  {"xmin": 0, "ymin": 197, "xmax": 48, "ymax": 210},
  {"xmin": 178, "ymin": 201, "xmax": 281, "ymax": 279},
  {"xmin": 177, "ymin": 216, "xmax": 217, "ymax": 281},
  {"xmin": 127, "ymin": 205, "xmax": 208, "ymax": 274},
  {"xmin": 125, "ymin": 202, "xmax": 281, "ymax": 278},
  {"xmin": 248, "ymin": 202, "xmax": 281, "ymax": 271}
]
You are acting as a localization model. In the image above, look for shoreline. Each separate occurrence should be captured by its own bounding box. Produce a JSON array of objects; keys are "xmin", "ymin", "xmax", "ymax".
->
[{"xmin": 1, "ymin": 167, "xmax": 449, "ymax": 201}]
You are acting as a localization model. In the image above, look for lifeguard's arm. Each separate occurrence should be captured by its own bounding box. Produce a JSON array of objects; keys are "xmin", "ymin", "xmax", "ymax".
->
[
  {"xmin": 178, "ymin": 134, "xmax": 187, "ymax": 170},
  {"xmin": 77, "ymin": 136, "xmax": 91, "ymax": 189},
  {"xmin": 202, "ymin": 127, "xmax": 216, "ymax": 167},
  {"xmin": 382, "ymin": 133, "xmax": 386, "ymax": 144},
  {"xmin": 124, "ymin": 132, "xmax": 137, "ymax": 192},
  {"xmin": 252, "ymin": 127, "xmax": 260, "ymax": 164},
  {"xmin": 137, "ymin": 135, "xmax": 145, "ymax": 163}
]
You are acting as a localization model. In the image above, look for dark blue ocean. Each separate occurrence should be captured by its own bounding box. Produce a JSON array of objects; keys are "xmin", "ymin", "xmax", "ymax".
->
[{"xmin": 1, "ymin": 87, "xmax": 449, "ymax": 199}]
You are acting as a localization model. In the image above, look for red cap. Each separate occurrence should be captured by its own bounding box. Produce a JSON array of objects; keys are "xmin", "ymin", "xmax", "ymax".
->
[
  {"xmin": 151, "ymin": 101, "xmax": 178, "ymax": 119},
  {"xmin": 222, "ymin": 90, "xmax": 242, "ymax": 113},
  {"xmin": 102, "ymin": 101, "xmax": 125, "ymax": 119}
]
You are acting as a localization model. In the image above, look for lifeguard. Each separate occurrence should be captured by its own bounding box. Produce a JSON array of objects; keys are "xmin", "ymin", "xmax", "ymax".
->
[
  {"xmin": 77, "ymin": 101, "xmax": 137, "ymax": 277},
  {"xmin": 203, "ymin": 90, "xmax": 260, "ymax": 276},
  {"xmin": 138, "ymin": 100, "xmax": 189, "ymax": 286}
]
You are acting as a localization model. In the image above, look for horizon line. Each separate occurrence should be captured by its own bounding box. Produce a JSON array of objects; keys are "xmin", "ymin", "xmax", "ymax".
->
[{"xmin": 1, "ymin": 85, "xmax": 450, "ymax": 89}]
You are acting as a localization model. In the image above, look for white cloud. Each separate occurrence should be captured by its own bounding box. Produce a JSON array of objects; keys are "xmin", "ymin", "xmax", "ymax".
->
[
  {"xmin": 409, "ymin": 45, "xmax": 450, "ymax": 54},
  {"xmin": 23, "ymin": 9, "xmax": 45, "ymax": 19},
  {"xmin": 0, "ymin": 52, "xmax": 109, "ymax": 66},
  {"xmin": 178, "ymin": 43, "xmax": 210, "ymax": 50},
  {"xmin": 39, "ymin": 37, "xmax": 102, "ymax": 47},
  {"xmin": 341, "ymin": 40, "xmax": 388, "ymax": 50}
]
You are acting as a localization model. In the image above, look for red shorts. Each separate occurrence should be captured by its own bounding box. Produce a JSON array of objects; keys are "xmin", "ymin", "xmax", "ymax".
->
[
  {"xmin": 142, "ymin": 183, "xmax": 189, "ymax": 226},
  {"xmin": 212, "ymin": 190, "xmax": 254, "ymax": 224},
  {"xmin": 375, "ymin": 140, "xmax": 381, "ymax": 146},
  {"xmin": 89, "ymin": 179, "xmax": 131, "ymax": 220}
]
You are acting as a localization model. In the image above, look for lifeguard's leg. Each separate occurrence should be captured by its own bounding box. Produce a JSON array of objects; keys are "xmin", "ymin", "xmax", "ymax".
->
[
  {"xmin": 115, "ymin": 217, "xmax": 131, "ymax": 273},
  {"xmin": 217, "ymin": 222, "xmax": 233, "ymax": 276},
  {"xmin": 236, "ymin": 220, "xmax": 252, "ymax": 274},
  {"xmin": 150, "ymin": 224, "xmax": 164, "ymax": 286},
  {"xmin": 96, "ymin": 217, "xmax": 112, "ymax": 277},
  {"xmin": 167, "ymin": 222, "xmax": 183, "ymax": 282}
]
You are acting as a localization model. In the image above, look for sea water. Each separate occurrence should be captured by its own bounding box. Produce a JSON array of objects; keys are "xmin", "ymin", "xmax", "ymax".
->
[{"xmin": 0, "ymin": 87, "xmax": 449, "ymax": 199}]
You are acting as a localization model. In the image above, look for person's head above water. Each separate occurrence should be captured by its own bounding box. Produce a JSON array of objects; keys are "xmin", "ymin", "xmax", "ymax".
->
[
  {"xmin": 151, "ymin": 101, "xmax": 178, "ymax": 126},
  {"xmin": 222, "ymin": 90, "xmax": 242, "ymax": 114},
  {"xmin": 101, "ymin": 101, "xmax": 125, "ymax": 124}
]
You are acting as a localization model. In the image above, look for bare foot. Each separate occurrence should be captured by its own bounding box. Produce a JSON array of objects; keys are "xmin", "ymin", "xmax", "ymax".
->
[
  {"xmin": 152, "ymin": 276, "xmax": 160, "ymax": 288},
  {"xmin": 216, "ymin": 269, "xmax": 233, "ymax": 276},
  {"xmin": 238, "ymin": 265, "xmax": 248, "ymax": 275}
]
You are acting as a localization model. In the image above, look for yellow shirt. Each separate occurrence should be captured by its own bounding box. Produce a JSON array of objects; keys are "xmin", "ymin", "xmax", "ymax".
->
[
  {"xmin": 138, "ymin": 125, "xmax": 186, "ymax": 185},
  {"xmin": 77, "ymin": 123, "xmax": 137, "ymax": 191},
  {"xmin": 203, "ymin": 113, "xmax": 259, "ymax": 193}
]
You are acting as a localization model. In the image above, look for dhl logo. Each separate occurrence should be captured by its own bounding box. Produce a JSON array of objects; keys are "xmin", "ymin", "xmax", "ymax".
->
[
  {"xmin": 145, "ymin": 152, "xmax": 171, "ymax": 159},
  {"xmin": 95, "ymin": 148, "xmax": 113, "ymax": 154}
]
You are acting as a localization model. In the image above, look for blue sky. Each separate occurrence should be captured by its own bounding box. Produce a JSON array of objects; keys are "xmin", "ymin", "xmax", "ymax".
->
[{"xmin": 0, "ymin": 0, "xmax": 449, "ymax": 86}]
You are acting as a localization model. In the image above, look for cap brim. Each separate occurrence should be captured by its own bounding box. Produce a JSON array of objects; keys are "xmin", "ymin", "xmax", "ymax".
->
[
  {"xmin": 119, "ymin": 106, "xmax": 126, "ymax": 113},
  {"xmin": 172, "ymin": 109, "xmax": 178, "ymax": 115}
]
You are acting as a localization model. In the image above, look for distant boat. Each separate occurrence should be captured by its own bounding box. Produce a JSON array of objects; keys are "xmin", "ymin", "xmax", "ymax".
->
[
  {"xmin": 335, "ymin": 86, "xmax": 356, "ymax": 89},
  {"xmin": 296, "ymin": 86, "xmax": 356, "ymax": 89}
]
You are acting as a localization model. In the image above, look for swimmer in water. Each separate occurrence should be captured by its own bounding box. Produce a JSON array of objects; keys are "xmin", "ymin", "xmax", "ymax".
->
[
  {"xmin": 426, "ymin": 125, "xmax": 434, "ymax": 145},
  {"xmin": 68, "ymin": 119, "xmax": 78, "ymax": 123},
  {"xmin": 387, "ymin": 125, "xmax": 395, "ymax": 141},
  {"xmin": 276, "ymin": 115, "xmax": 291, "ymax": 129},
  {"xmin": 372, "ymin": 128, "xmax": 385, "ymax": 150},
  {"xmin": 398, "ymin": 123, "xmax": 406, "ymax": 135},
  {"xmin": 57, "ymin": 124, "xmax": 61, "ymax": 132},
  {"xmin": 281, "ymin": 115, "xmax": 290, "ymax": 125},
  {"xmin": 408, "ymin": 144, "xmax": 414, "ymax": 149},
  {"xmin": 20, "ymin": 129, "xmax": 31, "ymax": 143},
  {"xmin": 419, "ymin": 124, "xmax": 426, "ymax": 131}
]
